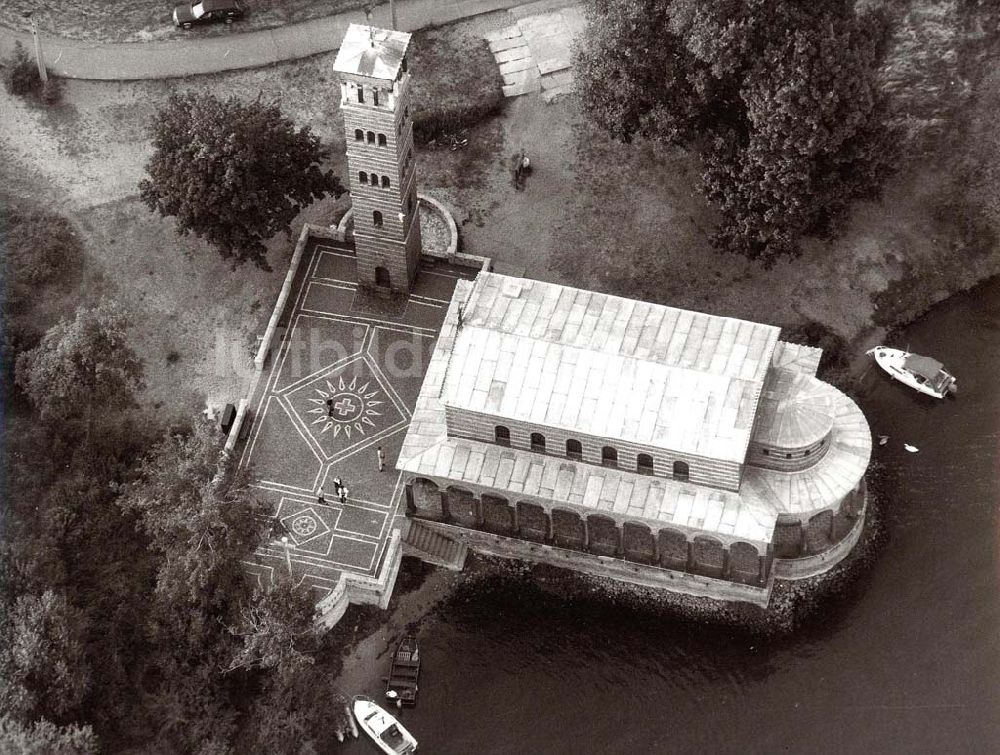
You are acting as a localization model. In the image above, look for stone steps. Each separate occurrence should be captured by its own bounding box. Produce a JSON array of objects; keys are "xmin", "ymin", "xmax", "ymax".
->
[
  {"xmin": 499, "ymin": 57, "xmax": 537, "ymax": 76},
  {"xmin": 488, "ymin": 35, "xmax": 525, "ymax": 53},
  {"xmin": 484, "ymin": 25, "xmax": 523, "ymax": 43},
  {"xmin": 495, "ymin": 46, "xmax": 532, "ymax": 64},
  {"xmin": 402, "ymin": 519, "xmax": 468, "ymax": 571}
]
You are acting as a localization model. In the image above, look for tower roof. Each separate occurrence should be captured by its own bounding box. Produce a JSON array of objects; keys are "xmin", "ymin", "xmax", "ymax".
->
[{"xmin": 333, "ymin": 23, "xmax": 411, "ymax": 80}]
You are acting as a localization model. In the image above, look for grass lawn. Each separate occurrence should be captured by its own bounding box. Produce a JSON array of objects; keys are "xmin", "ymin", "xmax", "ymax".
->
[
  {"xmin": 409, "ymin": 23, "xmax": 505, "ymax": 144},
  {"xmin": 0, "ymin": 0, "xmax": 366, "ymax": 43}
]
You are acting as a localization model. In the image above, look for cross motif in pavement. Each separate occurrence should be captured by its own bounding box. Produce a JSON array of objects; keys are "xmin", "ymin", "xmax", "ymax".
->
[{"xmin": 333, "ymin": 397, "xmax": 356, "ymax": 417}]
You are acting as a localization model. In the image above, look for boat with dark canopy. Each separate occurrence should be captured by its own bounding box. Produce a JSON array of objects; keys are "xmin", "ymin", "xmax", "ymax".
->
[{"xmin": 867, "ymin": 347, "xmax": 958, "ymax": 398}]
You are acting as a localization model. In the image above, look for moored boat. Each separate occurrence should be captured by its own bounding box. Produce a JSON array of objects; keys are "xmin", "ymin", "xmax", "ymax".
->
[
  {"xmin": 385, "ymin": 635, "xmax": 420, "ymax": 707},
  {"xmin": 353, "ymin": 696, "xmax": 418, "ymax": 754},
  {"xmin": 867, "ymin": 347, "xmax": 957, "ymax": 398}
]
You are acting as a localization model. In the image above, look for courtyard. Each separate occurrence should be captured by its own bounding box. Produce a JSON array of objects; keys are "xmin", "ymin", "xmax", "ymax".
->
[{"xmin": 237, "ymin": 237, "xmax": 478, "ymax": 600}]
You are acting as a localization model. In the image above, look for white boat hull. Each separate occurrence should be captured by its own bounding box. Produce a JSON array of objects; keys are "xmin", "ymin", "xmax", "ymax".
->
[
  {"xmin": 867, "ymin": 347, "xmax": 955, "ymax": 399},
  {"xmin": 353, "ymin": 696, "xmax": 418, "ymax": 754}
]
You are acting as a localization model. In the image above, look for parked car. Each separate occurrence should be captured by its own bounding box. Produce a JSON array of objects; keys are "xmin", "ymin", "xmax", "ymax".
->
[{"xmin": 173, "ymin": 0, "xmax": 244, "ymax": 29}]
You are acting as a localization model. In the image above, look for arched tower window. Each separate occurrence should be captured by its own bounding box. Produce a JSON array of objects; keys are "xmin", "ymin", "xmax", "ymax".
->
[
  {"xmin": 601, "ymin": 446, "xmax": 618, "ymax": 467},
  {"xmin": 566, "ymin": 439, "xmax": 582, "ymax": 460},
  {"xmin": 495, "ymin": 426, "xmax": 511, "ymax": 446},
  {"xmin": 358, "ymin": 171, "xmax": 368, "ymax": 184},
  {"xmin": 372, "ymin": 210, "xmax": 383, "ymax": 228},
  {"xmin": 378, "ymin": 133, "xmax": 387, "ymax": 147},
  {"xmin": 357, "ymin": 86, "xmax": 365, "ymax": 103},
  {"xmin": 381, "ymin": 176, "xmax": 391, "ymax": 189},
  {"xmin": 366, "ymin": 131, "xmax": 375, "ymax": 144},
  {"xmin": 637, "ymin": 453, "xmax": 654, "ymax": 475},
  {"xmin": 530, "ymin": 433, "xmax": 545, "ymax": 453},
  {"xmin": 354, "ymin": 128, "xmax": 363, "ymax": 141},
  {"xmin": 373, "ymin": 89, "xmax": 380, "ymax": 106},
  {"xmin": 673, "ymin": 461, "xmax": 689, "ymax": 481}
]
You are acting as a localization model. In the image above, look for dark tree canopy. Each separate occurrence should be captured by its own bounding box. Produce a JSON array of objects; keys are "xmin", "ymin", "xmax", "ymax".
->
[
  {"xmin": 0, "ymin": 715, "xmax": 97, "ymax": 755},
  {"xmin": 118, "ymin": 421, "xmax": 272, "ymax": 619},
  {"xmin": 0, "ymin": 591, "xmax": 89, "ymax": 723},
  {"xmin": 139, "ymin": 93, "xmax": 345, "ymax": 269},
  {"xmin": 575, "ymin": 0, "xmax": 892, "ymax": 262},
  {"xmin": 226, "ymin": 574, "xmax": 318, "ymax": 679},
  {"xmin": 14, "ymin": 302, "xmax": 143, "ymax": 445}
]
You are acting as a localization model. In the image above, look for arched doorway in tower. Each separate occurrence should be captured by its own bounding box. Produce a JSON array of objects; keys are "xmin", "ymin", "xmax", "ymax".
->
[{"xmin": 375, "ymin": 266, "xmax": 391, "ymax": 289}]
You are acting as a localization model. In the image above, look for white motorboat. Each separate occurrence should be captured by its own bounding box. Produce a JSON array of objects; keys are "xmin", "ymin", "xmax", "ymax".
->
[
  {"xmin": 866, "ymin": 347, "xmax": 957, "ymax": 399},
  {"xmin": 353, "ymin": 695, "xmax": 418, "ymax": 754}
]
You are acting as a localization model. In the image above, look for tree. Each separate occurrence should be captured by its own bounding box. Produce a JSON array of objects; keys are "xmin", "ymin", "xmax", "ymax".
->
[
  {"xmin": 139, "ymin": 93, "xmax": 345, "ymax": 269},
  {"xmin": 0, "ymin": 591, "xmax": 89, "ymax": 723},
  {"xmin": 701, "ymin": 4, "xmax": 892, "ymax": 259},
  {"xmin": 118, "ymin": 421, "xmax": 271, "ymax": 630},
  {"xmin": 226, "ymin": 574, "xmax": 318, "ymax": 679},
  {"xmin": 574, "ymin": 0, "xmax": 892, "ymax": 262},
  {"xmin": 14, "ymin": 302, "xmax": 143, "ymax": 446},
  {"xmin": 0, "ymin": 715, "xmax": 97, "ymax": 755}
]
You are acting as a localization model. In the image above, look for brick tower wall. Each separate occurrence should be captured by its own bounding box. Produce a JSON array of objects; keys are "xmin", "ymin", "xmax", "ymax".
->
[{"xmin": 340, "ymin": 66, "xmax": 422, "ymax": 294}]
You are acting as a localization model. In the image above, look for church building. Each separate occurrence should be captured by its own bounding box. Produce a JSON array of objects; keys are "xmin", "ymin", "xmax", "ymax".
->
[{"xmin": 398, "ymin": 273, "xmax": 872, "ymax": 605}]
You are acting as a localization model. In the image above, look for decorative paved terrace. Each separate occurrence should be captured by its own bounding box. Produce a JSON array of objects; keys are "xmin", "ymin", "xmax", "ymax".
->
[{"xmin": 237, "ymin": 236, "xmax": 477, "ymax": 602}]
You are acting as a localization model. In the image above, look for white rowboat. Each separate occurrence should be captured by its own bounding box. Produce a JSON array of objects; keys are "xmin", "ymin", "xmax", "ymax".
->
[
  {"xmin": 866, "ymin": 347, "xmax": 957, "ymax": 399},
  {"xmin": 353, "ymin": 696, "xmax": 418, "ymax": 754}
]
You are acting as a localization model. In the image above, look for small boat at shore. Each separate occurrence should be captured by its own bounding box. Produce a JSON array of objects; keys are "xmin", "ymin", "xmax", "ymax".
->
[
  {"xmin": 867, "ymin": 347, "xmax": 957, "ymax": 398},
  {"xmin": 353, "ymin": 696, "xmax": 418, "ymax": 754},
  {"xmin": 385, "ymin": 635, "xmax": 420, "ymax": 708}
]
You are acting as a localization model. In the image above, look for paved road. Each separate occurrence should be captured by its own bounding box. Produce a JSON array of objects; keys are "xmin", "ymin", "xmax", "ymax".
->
[{"xmin": 0, "ymin": 0, "xmax": 521, "ymax": 80}]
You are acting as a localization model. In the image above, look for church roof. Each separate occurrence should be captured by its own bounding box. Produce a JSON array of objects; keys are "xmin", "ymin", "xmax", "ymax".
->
[
  {"xmin": 333, "ymin": 23, "xmax": 410, "ymax": 80},
  {"xmin": 440, "ymin": 273, "xmax": 781, "ymax": 464}
]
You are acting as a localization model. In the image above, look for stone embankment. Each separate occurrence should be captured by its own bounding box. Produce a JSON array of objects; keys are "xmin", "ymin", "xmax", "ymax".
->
[{"xmin": 437, "ymin": 479, "xmax": 888, "ymax": 638}]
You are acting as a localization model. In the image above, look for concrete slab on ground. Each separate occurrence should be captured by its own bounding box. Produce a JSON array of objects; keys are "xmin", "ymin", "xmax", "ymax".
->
[
  {"xmin": 489, "ymin": 35, "xmax": 525, "ymax": 53},
  {"xmin": 503, "ymin": 79, "xmax": 542, "ymax": 97},
  {"xmin": 485, "ymin": 25, "xmax": 524, "ymax": 42},
  {"xmin": 487, "ymin": 3, "xmax": 584, "ymax": 98},
  {"xmin": 500, "ymin": 57, "xmax": 537, "ymax": 76},
  {"xmin": 537, "ymin": 56, "xmax": 571, "ymax": 75},
  {"xmin": 495, "ymin": 46, "xmax": 532, "ymax": 63}
]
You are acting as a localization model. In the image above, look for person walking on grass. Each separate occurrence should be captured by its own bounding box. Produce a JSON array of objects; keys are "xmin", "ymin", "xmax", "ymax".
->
[
  {"xmin": 326, "ymin": 398, "xmax": 334, "ymax": 417},
  {"xmin": 332, "ymin": 476, "xmax": 342, "ymax": 496},
  {"xmin": 340, "ymin": 486, "xmax": 349, "ymax": 504},
  {"xmin": 317, "ymin": 488, "xmax": 326, "ymax": 505},
  {"xmin": 377, "ymin": 445, "xmax": 385, "ymax": 472}
]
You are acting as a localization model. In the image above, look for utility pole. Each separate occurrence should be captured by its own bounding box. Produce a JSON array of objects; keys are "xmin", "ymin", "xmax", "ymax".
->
[{"xmin": 22, "ymin": 10, "xmax": 48, "ymax": 84}]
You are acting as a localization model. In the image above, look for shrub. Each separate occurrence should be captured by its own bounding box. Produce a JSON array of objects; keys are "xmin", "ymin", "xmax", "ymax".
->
[
  {"xmin": 1, "ymin": 206, "xmax": 82, "ymax": 287},
  {"xmin": 40, "ymin": 76, "xmax": 62, "ymax": 106},
  {"xmin": 3, "ymin": 42, "xmax": 40, "ymax": 96}
]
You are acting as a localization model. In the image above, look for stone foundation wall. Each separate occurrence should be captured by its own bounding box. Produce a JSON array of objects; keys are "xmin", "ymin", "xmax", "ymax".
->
[{"xmin": 405, "ymin": 478, "xmax": 774, "ymax": 590}]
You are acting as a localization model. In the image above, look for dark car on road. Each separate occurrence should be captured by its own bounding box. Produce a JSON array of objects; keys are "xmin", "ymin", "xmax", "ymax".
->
[{"xmin": 173, "ymin": 0, "xmax": 244, "ymax": 28}]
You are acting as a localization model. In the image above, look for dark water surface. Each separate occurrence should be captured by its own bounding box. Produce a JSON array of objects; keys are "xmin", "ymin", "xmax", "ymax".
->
[{"xmin": 343, "ymin": 279, "xmax": 1000, "ymax": 755}]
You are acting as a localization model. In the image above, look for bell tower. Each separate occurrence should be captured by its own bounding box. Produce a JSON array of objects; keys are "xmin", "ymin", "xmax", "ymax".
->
[{"xmin": 334, "ymin": 23, "xmax": 422, "ymax": 294}]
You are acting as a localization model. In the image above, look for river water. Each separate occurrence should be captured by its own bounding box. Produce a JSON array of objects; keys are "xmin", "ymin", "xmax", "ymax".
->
[{"xmin": 343, "ymin": 279, "xmax": 1000, "ymax": 755}]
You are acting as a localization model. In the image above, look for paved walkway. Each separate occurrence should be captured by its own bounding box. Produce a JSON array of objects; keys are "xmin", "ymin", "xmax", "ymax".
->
[
  {"xmin": 0, "ymin": 0, "xmax": 521, "ymax": 80},
  {"xmin": 239, "ymin": 236, "xmax": 477, "ymax": 597}
]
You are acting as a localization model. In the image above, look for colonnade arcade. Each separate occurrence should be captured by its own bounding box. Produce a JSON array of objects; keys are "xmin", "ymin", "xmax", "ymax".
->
[{"xmin": 404, "ymin": 476, "xmax": 774, "ymax": 586}]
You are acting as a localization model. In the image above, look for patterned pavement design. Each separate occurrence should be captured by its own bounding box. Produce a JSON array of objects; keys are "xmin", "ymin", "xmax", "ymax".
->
[{"xmin": 239, "ymin": 238, "xmax": 478, "ymax": 600}]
